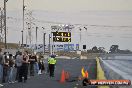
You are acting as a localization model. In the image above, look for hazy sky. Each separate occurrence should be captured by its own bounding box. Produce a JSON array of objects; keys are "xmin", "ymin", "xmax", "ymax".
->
[
  {"xmin": 0, "ymin": 0, "xmax": 132, "ymax": 50},
  {"xmin": 0, "ymin": 0, "xmax": 132, "ymax": 11}
]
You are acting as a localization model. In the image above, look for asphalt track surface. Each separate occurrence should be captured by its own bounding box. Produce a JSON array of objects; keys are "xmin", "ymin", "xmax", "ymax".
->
[{"xmin": 1, "ymin": 59, "xmax": 97, "ymax": 88}]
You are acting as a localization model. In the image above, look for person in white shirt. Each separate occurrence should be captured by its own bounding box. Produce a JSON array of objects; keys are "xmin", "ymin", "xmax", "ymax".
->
[{"xmin": 15, "ymin": 52, "xmax": 23, "ymax": 81}]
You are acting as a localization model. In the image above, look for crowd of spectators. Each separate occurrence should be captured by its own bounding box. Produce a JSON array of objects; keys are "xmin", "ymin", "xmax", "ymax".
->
[{"xmin": 0, "ymin": 48, "xmax": 45, "ymax": 87}]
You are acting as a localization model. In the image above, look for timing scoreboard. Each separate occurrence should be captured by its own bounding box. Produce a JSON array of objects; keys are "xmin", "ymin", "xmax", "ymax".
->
[{"xmin": 52, "ymin": 32, "xmax": 71, "ymax": 42}]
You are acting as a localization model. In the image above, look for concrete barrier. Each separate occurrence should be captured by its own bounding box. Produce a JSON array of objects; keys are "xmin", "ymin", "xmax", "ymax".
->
[
  {"xmin": 80, "ymin": 55, "xmax": 87, "ymax": 59},
  {"xmin": 56, "ymin": 56, "xmax": 71, "ymax": 59},
  {"xmin": 96, "ymin": 57, "xmax": 110, "ymax": 88}
]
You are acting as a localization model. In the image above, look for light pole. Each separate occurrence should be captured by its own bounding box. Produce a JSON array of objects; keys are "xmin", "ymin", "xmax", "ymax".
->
[
  {"xmin": 49, "ymin": 34, "xmax": 51, "ymax": 55},
  {"xmin": 42, "ymin": 27, "xmax": 46, "ymax": 55},
  {"xmin": 21, "ymin": 30, "xmax": 23, "ymax": 47},
  {"xmin": 43, "ymin": 33, "xmax": 46, "ymax": 55},
  {"xmin": 4, "ymin": 0, "xmax": 8, "ymax": 49},
  {"xmin": 36, "ymin": 27, "xmax": 38, "ymax": 52},
  {"xmin": 79, "ymin": 28, "xmax": 82, "ymax": 50},
  {"xmin": 21, "ymin": 0, "xmax": 25, "ymax": 48},
  {"xmin": 0, "ymin": 8, "xmax": 2, "ymax": 33},
  {"xmin": 84, "ymin": 27, "xmax": 87, "ymax": 50},
  {"xmin": 51, "ymin": 31, "xmax": 53, "ymax": 55},
  {"xmin": 23, "ymin": 0, "xmax": 25, "ymax": 31},
  {"xmin": 67, "ymin": 28, "xmax": 70, "ymax": 52},
  {"xmin": 27, "ymin": 22, "xmax": 31, "ymax": 45},
  {"xmin": 0, "ymin": 8, "xmax": 2, "ymax": 42}
]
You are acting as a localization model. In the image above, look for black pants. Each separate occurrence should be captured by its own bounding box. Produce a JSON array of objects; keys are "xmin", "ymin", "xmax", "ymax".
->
[
  {"xmin": 38, "ymin": 62, "xmax": 45, "ymax": 71},
  {"xmin": 49, "ymin": 64, "xmax": 55, "ymax": 77},
  {"xmin": 19, "ymin": 64, "xmax": 28, "ymax": 82},
  {"xmin": 2, "ymin": 66, "xmax": 8, "ymax": 83},
  {"xmin": 30, "ymin": 63, "xmax": 34, "ymax": 76},
  {"xmin": 47, "ymin": 64, "xmax": 50, "ymax": 73},
  {"xmin": 15, "ymin": 66, "xmax": 21, "ymax": 81}
]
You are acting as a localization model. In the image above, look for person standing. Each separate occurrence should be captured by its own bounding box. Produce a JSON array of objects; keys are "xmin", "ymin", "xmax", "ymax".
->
[
  {"xmin": 8, "ymin": 54, "xmax": 15, "ymax": 83},
  {"xmin": 34, "ymin": 54, "xmax": 39, "ymax": 75},
  {"xmin": 29, "ymin": 53, "xmax": 36, "ymax": 76},
  {"xmin": 48, "ymin": 55, "xmax": 57, "ymax": 77},
  {"xmin": 15, "ymin": 52, "xmax": 22, "ymax": 82},
  {"xmin": 2, "ymin": 53, "xmax": 9, "ymax": 83},
  {"xmin": 19, "ymin": 51, "xmax": 29, "ymax": 83},
  {"xmin": 38, "ymin": 58, "xmax": 45, "ymax": 75}
]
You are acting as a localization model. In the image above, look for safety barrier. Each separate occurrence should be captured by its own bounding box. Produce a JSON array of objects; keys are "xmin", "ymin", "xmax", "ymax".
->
[
  {"xmin": 99, "ymin": 57, "xmax": 132, "ymax": 88},
  {"xmin": 96, "ymin": 57, "xmax": 110, "ymax": 88}
]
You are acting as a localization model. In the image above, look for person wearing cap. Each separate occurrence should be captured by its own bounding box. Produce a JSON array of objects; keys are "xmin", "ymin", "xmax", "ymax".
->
[{"xmin": 48, "ymin": 55, "xmax": 57, "ymax": 77}]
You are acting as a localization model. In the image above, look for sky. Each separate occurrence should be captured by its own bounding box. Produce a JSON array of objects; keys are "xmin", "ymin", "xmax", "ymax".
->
[
  {"xmin": 0, "ymin": 0, "xmax": 132, "ymax": 11},
  {"xmin": 0, "ymin": 0, "xmax": 132, "ymax": 51}
]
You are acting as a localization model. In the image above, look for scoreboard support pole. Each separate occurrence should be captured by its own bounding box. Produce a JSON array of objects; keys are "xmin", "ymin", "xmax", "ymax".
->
[{"xmin": 51, "ymin": 32, "xmax": 53, "ymax": 55}]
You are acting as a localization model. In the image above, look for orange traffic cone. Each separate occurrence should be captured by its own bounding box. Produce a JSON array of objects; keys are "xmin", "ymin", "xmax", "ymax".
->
[
  {"xmin": 85, "ymin": 70, "xmax": 89, "ymax": 78},
  {"xmin": 60, "ymin": 70, "xmax": 65, "ymax": 83}
]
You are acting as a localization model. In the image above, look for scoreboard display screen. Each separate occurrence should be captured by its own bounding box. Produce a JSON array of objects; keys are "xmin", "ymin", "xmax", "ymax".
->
[
  {"xmin": 52, "ymin": 32, "xmax": 71, "ymax": 37},
  {"xmin": 53, "ymin": 37, "xmax": 71, "ymax": 42},
  {"xmin": 52, "ymin": 32, "xmax": 71, "ymax": 42}
]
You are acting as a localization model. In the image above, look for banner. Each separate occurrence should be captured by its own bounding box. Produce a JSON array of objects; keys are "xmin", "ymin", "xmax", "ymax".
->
[
  {"xmin": 84, "ymin": 79, "xmax": 131, "ymax": 86},
  {"xmin": 64, "ymin": 44, "xmax": 74, "ymax": 51}
]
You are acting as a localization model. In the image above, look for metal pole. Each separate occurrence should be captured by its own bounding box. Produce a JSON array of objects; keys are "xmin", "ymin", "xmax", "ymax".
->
[
  {"xmin": 36, "ymin": 27, "xmax": 38, "ymax": 52},
  {"xmin": 49, "ymin": 34, "xmax": 51, "ymax": 55},
  {"xmin": 26, "ymin": 33, "xmax": 27, "ymax": 48},
  {"xmin": 51, "ymin": 32, "xmax": 53, "ymax": 55},
  {"xmin": 43, "ymin": 33, "xmax": 46, "ymax": 55},
  {"xmin": 84, "ymin": 27, "xmax": 87, "ymax": 50},
  {"xmin": 52, "ymin": 32, "xmax": 55, "ymax": 55},
  {"xmin": 68, "ymin": 29, "xmax": 70, "ymax": 52},
  {"xmin": 0, "ymin": 8, "xmax": 2, "ymax": 33},
  {"xmin": 0, "ymin": 8, "xmax": 2, "ymax": 42},
  {"xmin": 22, "ymin": 0, "xmax": 25, "ymax": 46},
  {"xmin": 4, "ymin": 0, "xmax": 7, "ymax": 49},
  {"xmin": 79, "ymin": 28, "xmax": 82, "ymax": 50},
  {"xmin": 51, "ymin": 32, "xmax": 54, "ymax": 54},
  {"xmin": 23, "ymin": 0, "xmax": 25, "ymax": 31},
  {"xmin": 21, "ymin": 30, "xmax": 23, "ymax": 47}
]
